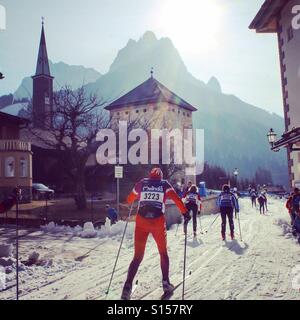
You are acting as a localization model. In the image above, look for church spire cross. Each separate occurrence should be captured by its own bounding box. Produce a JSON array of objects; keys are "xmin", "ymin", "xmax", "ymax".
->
[{"xmin": 150, "ymin": 67, "xmax": 154, "ymax": 79}]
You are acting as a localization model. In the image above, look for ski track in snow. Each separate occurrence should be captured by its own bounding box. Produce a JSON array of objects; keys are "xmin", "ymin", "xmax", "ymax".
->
[{"xmin": 0, "ymin": 198, "xmax": 300, "ymax": 300}]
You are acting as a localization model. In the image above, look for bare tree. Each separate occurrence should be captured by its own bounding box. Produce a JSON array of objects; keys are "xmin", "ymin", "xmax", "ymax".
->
[{"xmin": 28, "ymin": 85, "xmax": 109, "ymax": 209}]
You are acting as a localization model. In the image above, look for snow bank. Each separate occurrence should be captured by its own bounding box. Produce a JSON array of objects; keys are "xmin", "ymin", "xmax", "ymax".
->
[
  {"xmin": 80, "ymin": 222, "xmax": 97, "ymax": 238},
  {"xmin": 0, "ymin": 244, "xmax": 13, "ymax": 258},
  {"xmin": 41, "ymin": 218, "xmax": 135, "ymax": 240},
  {"xmin": 41, "ymin": 222, "xmax": 83, "ymax": 235},
  {"xmin": 0, "ymin": 267, "xmax": 6, "ymax": 290}
]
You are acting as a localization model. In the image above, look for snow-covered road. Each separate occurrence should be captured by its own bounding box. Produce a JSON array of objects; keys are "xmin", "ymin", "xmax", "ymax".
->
[{"xmin": 1, "ymin": 197, "xmax": 300, "ymax": 300}]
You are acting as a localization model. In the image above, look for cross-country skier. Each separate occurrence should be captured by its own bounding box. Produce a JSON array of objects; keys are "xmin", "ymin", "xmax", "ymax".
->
[
  {"xmin": 257, "ymin": 193, "xmax": 267, "ymax": 215},
  {"xmin": 183, "ymin": 181, "xmax": 193, "ymax": 194},
  {"xmin": 0, "ymin": 187, "xmax": 22, "ymax": 214},
  {"xmin": 250, "ymin": 188, "xmax": 258, "ymax": 208},
  {"xmin": 232, "ymin": 187, "xmax": 240, "ymax": 218},
  {"xmin": 121, "ymin": 168, "xmax": 190, "ymax": 300},
  {"xmin": 217, "ymin": 185, "xmax": 239, "ymax": 241},
  {"xmin": 182, "ymin": 185, "xmax": 202, "ymax": 237}
]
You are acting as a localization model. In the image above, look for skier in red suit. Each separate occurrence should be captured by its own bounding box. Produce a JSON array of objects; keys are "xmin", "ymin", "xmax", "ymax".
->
[{"xmin": 121, "ymin": 168, "xmax": 189, "ymax": 300}]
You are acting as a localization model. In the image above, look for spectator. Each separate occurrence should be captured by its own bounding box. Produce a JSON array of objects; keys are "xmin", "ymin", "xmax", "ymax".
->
[{"xmin": 106, "ymin": 204, "xmax": 118, "ymax": 225}]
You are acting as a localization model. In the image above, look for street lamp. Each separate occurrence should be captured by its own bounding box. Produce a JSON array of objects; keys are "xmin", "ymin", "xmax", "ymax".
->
[
  {"xmin": 267, "ymin": 128, "xmax": 277, "ymax": 147},
  {"xmin": 233, "ymin": 168, "xmax": 239, "ymax": 188}
]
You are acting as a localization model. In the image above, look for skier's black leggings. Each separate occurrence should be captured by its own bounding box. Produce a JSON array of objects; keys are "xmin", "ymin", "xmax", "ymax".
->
[
  {"xmin": 186, "ymin": 202, "xmax": 198, "ymax": 232},
  {"xmin": 258, "ymin": 199, "xmax": 265, "ymax": 214},
  {"xmin": 251, "ymin": 196, "xmax": 257, "ymax": 208},
  {"xmin": 220, "ymin": 207, "xmax": 234, "ymax": 236}
]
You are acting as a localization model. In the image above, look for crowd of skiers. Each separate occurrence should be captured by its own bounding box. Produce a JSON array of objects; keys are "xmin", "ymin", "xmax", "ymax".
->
[
  {"xmin": 1, "ymin": 174, "xmax": 300, "ymax": 300},
  {"xmin": 120, "ymin": 168, "xmax": 242, "ymax": 300},
  {"xmin": 248, "ymin": 185, "xmax": 268, "ymax": 214}
]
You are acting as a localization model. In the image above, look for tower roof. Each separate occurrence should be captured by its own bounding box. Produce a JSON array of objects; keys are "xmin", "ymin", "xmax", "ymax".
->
[
  {"xmin": 34, "ymin": 22, "xmax": 52, "ymax": 77},
  {"xmin": 105, "ymin": 77, "xmax": 197, "ymax": 112}
]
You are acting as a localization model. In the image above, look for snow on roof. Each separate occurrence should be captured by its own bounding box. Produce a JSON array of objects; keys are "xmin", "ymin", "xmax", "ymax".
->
[{"xmin": 1, "ymin": 103, "xmax": 28, "ymax": 117}]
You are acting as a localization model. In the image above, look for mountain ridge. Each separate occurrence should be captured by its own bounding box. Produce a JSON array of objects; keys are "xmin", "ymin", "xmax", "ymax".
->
[{"xmin": 4, "ymin": 31, "xmax": 287, "ymax": 185}]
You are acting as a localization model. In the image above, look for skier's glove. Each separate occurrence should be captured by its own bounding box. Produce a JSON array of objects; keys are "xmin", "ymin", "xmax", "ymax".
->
[{"xmin": 183, "ymin": 211, "xmax": 191, "ymax": 224}]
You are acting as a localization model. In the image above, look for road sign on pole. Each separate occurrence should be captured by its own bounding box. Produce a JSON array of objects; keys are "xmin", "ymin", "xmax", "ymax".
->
[
  {"xmin": 115, "ymin": 166, "xmax": 123, "ymax": 179},
  {"xmin": 115, "ymin": 166, "xmax": 123, "ymax": 218}
]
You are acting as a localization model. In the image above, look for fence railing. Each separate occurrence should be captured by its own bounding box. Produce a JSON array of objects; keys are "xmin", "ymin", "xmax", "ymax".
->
[{"xmin": 0, "ymin": 140, "xmax": 31, "ymax": 152}]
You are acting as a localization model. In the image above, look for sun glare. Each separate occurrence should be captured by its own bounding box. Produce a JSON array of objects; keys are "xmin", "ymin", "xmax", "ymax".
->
[{"xmin": 156, "ymin": 0, "xmax": 223, "ymax": 53}]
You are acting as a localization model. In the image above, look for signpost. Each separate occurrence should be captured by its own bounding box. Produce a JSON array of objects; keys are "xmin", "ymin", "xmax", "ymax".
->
[{"xmin": 115, "ymin": 166, "xmax": 123, "ymax": 217}]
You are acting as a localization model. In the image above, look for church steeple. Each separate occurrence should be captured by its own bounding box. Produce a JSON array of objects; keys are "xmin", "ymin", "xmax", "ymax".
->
[
  {"xmin": 32, "ymin": 19, "xmax": 54, "ymax": 128},
  {"xmin": 35, "ymin": 18, "xmax": 51, "ymax": 76}
]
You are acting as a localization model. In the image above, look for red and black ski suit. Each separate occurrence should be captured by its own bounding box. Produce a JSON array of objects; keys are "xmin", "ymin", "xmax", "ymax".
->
[{"xmin": 126, "ymin": 178, "xmax": 186, "ymax": 284}]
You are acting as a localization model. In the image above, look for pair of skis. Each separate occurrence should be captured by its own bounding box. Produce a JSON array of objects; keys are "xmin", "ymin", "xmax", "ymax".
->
[{"xmin": 129, "ymin": 271, "xmax": 192, "ymax": 300}]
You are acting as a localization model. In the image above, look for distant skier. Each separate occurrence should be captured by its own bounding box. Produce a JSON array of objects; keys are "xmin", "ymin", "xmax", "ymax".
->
[
  {"xmin": 232, "ymin": 187, "xmax": 240, "ymax": 218},
  {"xmin": 183, "ymin": 185, "xmax": 202, "ymax": 237},
  {"xmin": 250, "ymin": 188, "xmax": 258, "ymax": 208},
  {"xmin": 217, "ymin": 185, "xmax": 239, "ymax": 241},
  {"xmin": 106, "ymin": 204, "xmax": 118, "ymax": 225},
  {"xmin": 0, "ymin": 187, "xmax": 22, "ymax": 213},
  {"xmin": 121, "ymin": 168, "xmax": 189, "ymax": 300},
  {"xmin": 183, "ymin": 181, "xmax": 192, "ymax": 195},
  {"xmin": 257, "ymin": 193, "xmax": 267, "ymax": 215}
]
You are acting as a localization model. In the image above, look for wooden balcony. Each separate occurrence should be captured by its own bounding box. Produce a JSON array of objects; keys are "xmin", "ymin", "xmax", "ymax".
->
[{"xmin": 0, "ymin": 140, "xmax": 31, "ymax": 152}]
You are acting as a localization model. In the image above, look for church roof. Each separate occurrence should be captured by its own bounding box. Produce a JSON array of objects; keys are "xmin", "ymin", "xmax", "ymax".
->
[
  {"xmin": 105, "ymin": 77, "xmax": 197, "ymax": 112},
  {"xmin": 34, "ymin": 23, "xmax": 52, "ymax": 77}
]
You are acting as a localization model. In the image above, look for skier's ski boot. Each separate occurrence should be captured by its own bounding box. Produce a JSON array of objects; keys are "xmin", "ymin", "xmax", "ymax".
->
[
  {"xmin": 162, "ymin": 280, "xmax": 175, "ymax": 294},
  {"xmin": 193, "ymin": 231, "xmax": 197, "ymax": 238},
  {"xmin": 222, "ymin": 232, "xmax": 226, "ymax": 241},
  {"xmin": 121, "ymin": 281, "xmax": 132, "ymax": 300},
  {"xmin": 231, "ymin": 232, "xmax": 235, "ymax": 241}
]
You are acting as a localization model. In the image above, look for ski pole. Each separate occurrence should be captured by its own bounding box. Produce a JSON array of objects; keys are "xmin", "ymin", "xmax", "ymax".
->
[
  {"xmin": 205, "ymin": 213, "xmax": 220, "ymax": 234},
  {"xmin": 182, "ymin": 220, "xmax": 188, "ymax": 300},
  {"xmin": 105, "ymin": 202, "xmax": 134, "ymax": 299},
  {"xmin": 198, "ymin": 212, "xmax": 203, "ymax": 234},
  {"xmin": 237, "ymin": 211, "xmax": 243, "ymax": 242},
  {"xmin": 16, "ymin": 194, "xmax": 19, "ymax": 301}
]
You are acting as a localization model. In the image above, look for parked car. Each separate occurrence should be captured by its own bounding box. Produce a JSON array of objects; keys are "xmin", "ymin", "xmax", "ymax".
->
[{"xmin": 32, "ymin": 183, "xmax": 55, "ymax": 200}]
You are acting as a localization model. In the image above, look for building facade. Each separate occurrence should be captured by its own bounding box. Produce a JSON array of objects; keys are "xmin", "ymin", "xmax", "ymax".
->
[
  {"xmin": 104, "ymin": 75, "xmax": 198, "ymax": 183},
  {"xmin": 250, "ymin": 0, "xmax": 300, "ymax": 188},
  {"xmin": 0, "ymin": 112, "xmax": 32, "ymax": 202}
]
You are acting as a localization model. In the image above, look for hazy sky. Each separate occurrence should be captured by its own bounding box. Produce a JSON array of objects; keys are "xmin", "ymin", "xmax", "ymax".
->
[{"xmin": 0, "ymin": 0, "xmax": 284, "ymax": 115}]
